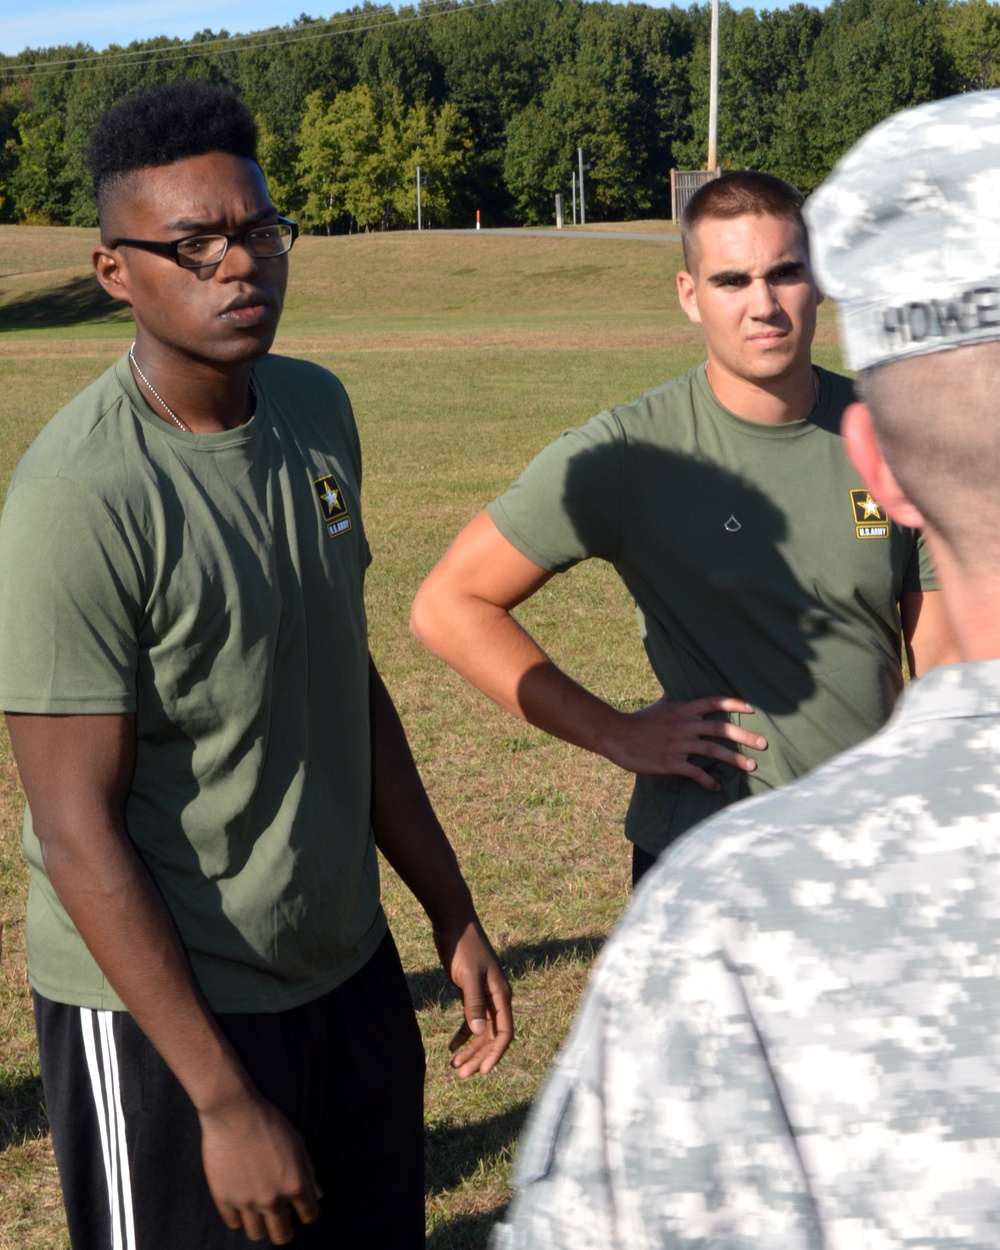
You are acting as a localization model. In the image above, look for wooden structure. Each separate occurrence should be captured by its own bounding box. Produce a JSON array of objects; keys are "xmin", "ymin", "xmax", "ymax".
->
[{"xmin": 670, "ymin": 169, "xmax": 722, "ymax": 223}]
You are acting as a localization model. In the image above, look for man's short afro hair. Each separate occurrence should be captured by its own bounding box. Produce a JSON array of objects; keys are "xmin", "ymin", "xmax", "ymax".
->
[{"xmin": 87, "ymin": 79, "xmax": 258, "ymax": 203}]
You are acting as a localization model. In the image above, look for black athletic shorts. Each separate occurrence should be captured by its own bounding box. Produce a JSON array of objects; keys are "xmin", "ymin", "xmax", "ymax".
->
[
  {"xmin": 34, "ymin": 929, "xmax": 426, "ymax": 1249},
  {"xmin": 631, "ymin": 843, "xmax": 660, "ymax": 889}
]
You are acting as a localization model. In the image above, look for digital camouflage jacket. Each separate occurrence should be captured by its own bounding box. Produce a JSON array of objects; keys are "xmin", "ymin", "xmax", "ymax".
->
[{"xmin": 493, "ymin": 660, "xmax": 1000, "ymax": 1250}]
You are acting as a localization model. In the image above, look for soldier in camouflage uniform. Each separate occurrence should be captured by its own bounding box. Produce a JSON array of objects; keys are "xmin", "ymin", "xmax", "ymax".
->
[{"xmin": 490, "ymin": 89, "xmax": 1000, "ymax": 1250}]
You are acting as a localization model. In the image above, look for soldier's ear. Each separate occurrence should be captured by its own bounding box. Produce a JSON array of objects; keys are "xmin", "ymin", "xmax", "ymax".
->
[
  {"xmin": 842, "ymin": 402, "xmax": 924, "ymax": 528},
  {"xmin": 676, "ymin": 269, "xmax": 700, "ymax": 325},
  {"xmin": 92, "ymin": 245, "xmax": 134, "ymax": 307}
]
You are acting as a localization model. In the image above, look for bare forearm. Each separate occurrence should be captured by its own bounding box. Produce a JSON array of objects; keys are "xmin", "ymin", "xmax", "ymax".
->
[
  {"xmin": 411, "ymin": 512, "xmax": 633, "ymax": 759},
  {"xmin": 413, "ymin": 588, "xmax": 755, "ymax": 778},
  {"xmin": 5, "ymin": 711, "xmax": 245, "ymax": 1112},
  {"xmin": 40, "ymin": 809, "xmax": 325, "ymax": 1233},
  {"xmin": 412, "ymin": 587, "xmax": 625, "ymax": 759},
  {"xmin": 411, "ymin": 513, "xmax": 765, "ymax": 785},
  {"xmin": 8, "ymin": 712, "xmax": 319, "ymax": 1238},
  {"xmin": 368, "ymin": 660, "xmax": 513, "ymax": 1072},
  {"xmin": 41, "ymin": 822, "xmax": 252, "ymax": 1113}
]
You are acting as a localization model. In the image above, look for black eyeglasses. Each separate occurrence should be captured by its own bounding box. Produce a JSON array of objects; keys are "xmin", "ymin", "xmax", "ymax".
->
[{"xmin": 109, "ymin": 218, "xmax": 298, "ymax": 269}]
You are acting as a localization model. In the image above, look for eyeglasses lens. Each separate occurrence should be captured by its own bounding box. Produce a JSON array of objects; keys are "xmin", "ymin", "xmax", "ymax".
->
[
  {"xmin": 174, "ymin": 224, "xmax": 294, "ymax": 269},
  {"xmin": 248, "ymin": 225, "xmax": 293, "ymax": 256}
]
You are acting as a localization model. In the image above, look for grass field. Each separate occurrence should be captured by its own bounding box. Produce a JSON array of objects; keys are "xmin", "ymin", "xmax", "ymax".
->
[{"xmin": 0, "ymin": 222, "xmax": 846, "ymax": 1247}]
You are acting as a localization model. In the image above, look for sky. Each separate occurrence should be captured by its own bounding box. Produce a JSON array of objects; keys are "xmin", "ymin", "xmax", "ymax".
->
[{"xmin": 1, "ymin": 0, "xmax": 820, "ymax": 58}]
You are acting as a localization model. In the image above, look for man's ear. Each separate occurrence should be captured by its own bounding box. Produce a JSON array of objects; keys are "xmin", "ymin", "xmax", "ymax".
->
[
  {"xmin": 92, "ymin": 246, "xmax": 134, "ymax": 306},
  {"xmin": 842, "ymin": 401, "xmax": 925, "ymax": 528},
  {"xmin": 676, "ymin": 269, "xmax": 701, "ymax": 325}
]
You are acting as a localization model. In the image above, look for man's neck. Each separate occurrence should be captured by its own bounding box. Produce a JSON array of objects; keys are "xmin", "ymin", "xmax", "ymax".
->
[
  {"xmin": 129, "ymin": 343, "xmax": 257, "ymax": 434},
  {"xmin": 923, "ymin": 536, "xmax": 1000, "ymax": 663},
  {"xmin": 705, "ymin": 360, "xmax": 819, "ymax": 426}
]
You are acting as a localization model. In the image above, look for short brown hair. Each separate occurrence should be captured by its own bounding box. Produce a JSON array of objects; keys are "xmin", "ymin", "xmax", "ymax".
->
[{"xmin": 681, "ymin": 171, "xmax": 808, "ymax": 272}]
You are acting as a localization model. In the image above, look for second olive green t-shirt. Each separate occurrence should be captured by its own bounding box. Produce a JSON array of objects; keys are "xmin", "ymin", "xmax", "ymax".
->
[{"xmin": 489, "ymin": 365, "xmax": 936, "ymax": 854}]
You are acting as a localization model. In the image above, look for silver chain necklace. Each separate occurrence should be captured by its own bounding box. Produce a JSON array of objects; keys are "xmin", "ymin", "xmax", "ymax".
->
[
  {"xmin": 129, "ymin": 344, "xmax": 190, "ymax": 431},
  {"xmin": 129, "ymin": 343, "xmax": 256, "ymax": 433}
]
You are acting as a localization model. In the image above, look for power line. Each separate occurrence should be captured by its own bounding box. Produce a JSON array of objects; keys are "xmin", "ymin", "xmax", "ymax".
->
[
  {"xmin": 5, "ymin": 4, "xmax": 398, "ymax": 72},
  {"xmin": 1, "ymin": 0, "xmax": 500, "ymax": 79}
]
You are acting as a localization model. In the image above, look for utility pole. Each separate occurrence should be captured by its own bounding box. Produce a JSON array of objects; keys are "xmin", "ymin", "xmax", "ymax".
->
[
  {"xmin": 708, "ymin": 0, "xmax": 719, "ymax": 170},
  {"xmin": 416, "ymin": 164, "xmax": 422, "ymax": 231},
  {"xmin": 578, "ymin": 146, "xmax": 586, "ymax": 225},
  {"xmin": 571, "ymin": 169, "xmax": 577, "ymax": 225}
]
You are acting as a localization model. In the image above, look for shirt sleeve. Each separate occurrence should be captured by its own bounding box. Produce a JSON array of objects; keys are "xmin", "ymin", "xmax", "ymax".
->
[
  {"xmin": 487, "ymin": 410, "xmax": 626, "ymax": 572},
  {"xmin": 0, "ymin": 476, "xmax": 144, "ymax": 713},
  {"xmin": 902, "ymin": 526, "xmax": 937, "ymax": 594}
]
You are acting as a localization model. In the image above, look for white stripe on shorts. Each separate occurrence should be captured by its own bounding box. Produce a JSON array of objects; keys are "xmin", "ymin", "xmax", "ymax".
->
[{"xmin": 80, "ymin": 1008, "xmax": 137, "ymax": 1250}]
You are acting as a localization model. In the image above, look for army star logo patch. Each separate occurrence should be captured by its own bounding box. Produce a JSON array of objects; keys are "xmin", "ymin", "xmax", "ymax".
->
[
  {"xmin": 849, "ymin": 488, "xmax": 889, "ymax": 539},
  {"xmin": 313, "ymin": 472, "xmax": 352, "ymax": 537}
]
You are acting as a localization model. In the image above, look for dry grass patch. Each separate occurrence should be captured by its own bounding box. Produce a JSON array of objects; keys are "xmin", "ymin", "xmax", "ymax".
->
[
  {"xmin": 0, "ymin": 1135, "xmax": 66, "ymax": 1250},
  {"xmin": 0, "ymin": 721, "xmax": 65, "ymax": 1249}
]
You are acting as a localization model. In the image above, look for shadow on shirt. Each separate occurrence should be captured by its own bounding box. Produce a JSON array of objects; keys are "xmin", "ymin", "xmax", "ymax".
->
[
  {"xmin": 511, "ymin": 437, "xmax": 888, "ymax": 844},
  {"xmin": 548, "ymin": 438, "xmax": 827, "ymax": 716}
]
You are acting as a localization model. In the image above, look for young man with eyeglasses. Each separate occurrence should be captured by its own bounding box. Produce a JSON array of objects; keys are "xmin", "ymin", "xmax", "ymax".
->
[{"xmin": 0, "ymin": 80, "xmax": 512, "ymax": 1249}]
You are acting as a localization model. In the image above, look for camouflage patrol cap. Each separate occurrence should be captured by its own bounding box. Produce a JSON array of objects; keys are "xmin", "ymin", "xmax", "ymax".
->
[{"xmin": 804, "ymin": 90, "xmax": 1000, "ymax": 371}]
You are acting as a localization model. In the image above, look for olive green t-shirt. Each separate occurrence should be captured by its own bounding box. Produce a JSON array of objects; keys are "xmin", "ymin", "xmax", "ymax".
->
[
  {"xmin": 0, "ymin": 354, "xmax": 385, "ymax": 1011},
  {"xmin": 489, "ymin": 365, "xmax": 936, "ymax": 855}
]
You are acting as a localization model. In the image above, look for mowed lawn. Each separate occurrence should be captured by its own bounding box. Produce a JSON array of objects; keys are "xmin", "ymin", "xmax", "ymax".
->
[{"xmin": 0, "ymin": 224, "xmax": 846, "ymax": 1249}]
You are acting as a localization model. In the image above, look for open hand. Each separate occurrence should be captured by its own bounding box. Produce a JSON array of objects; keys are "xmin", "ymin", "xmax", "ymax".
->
[
  {"xmin": 606, "ymin": 694, "xmax": 767, "ymax": 789},
  {"xmin": 434, "ymin": 920, "xmax": 514, "ymax": 1078}
]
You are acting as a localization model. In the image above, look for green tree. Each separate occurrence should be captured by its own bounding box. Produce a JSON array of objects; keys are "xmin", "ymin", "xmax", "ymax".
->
[
  {"xmin": 9, "ymin": 107, "xmax": 71, "ymax": 223},
  {"xmin": 295, "ymin": 85, "xmax": 381, "ymax": 232},
  {"xmin": 296, "ymin": 83, "xmax": 469, "ymax": 231},
  {"xmin": 236, "ymin": 14, "xmax": 358, "ymax": 148},
  {"xmin": 432, "ymin": 0, "xmax": 582, "ymax": 223},
  {"xmin": 675, "ymin": 3, "xmax": 822, "ymax": 176},
  {"xmin": 257, "ymin": 116, "xmax": 303, "ymax": 218},
  {"xmin": 942, "ymin": 0, "xmax": 1000, "ymax": 90},
  {"xmin": 395, "ymin": 99, "xmax": 473, "ymax": 227},
  {"xmin": 354, "ymin": 1, "xmax": 444, "ymax": 109},
  {"xmin": 0, "ymin": 78, "xmax": 29, "ymax": 222},
  {"xmin": 503, "ymin": 65, "xmax": 649, "ymax": 224},
  {"xmin": 574, "ymin": 2, "xmax": 698, "ymax": 216},
  {"xmin": 778, "ymin": 0, "xmax": 949, "ymax": 189}
]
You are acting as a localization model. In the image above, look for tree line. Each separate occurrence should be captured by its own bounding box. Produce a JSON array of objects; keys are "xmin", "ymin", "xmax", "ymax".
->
[{"xmin": 1, "ymin": 0, "xmax": 997, "ymax": 232}]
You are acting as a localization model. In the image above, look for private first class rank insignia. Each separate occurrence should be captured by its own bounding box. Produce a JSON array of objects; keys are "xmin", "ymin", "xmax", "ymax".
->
[
  {"xmin": 314, "ymin": 473, "xmax": 352, "ymax": 537},
  {"xmin": 849, "ymin": 488, "xmax": 889, "ymax": 539}
]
